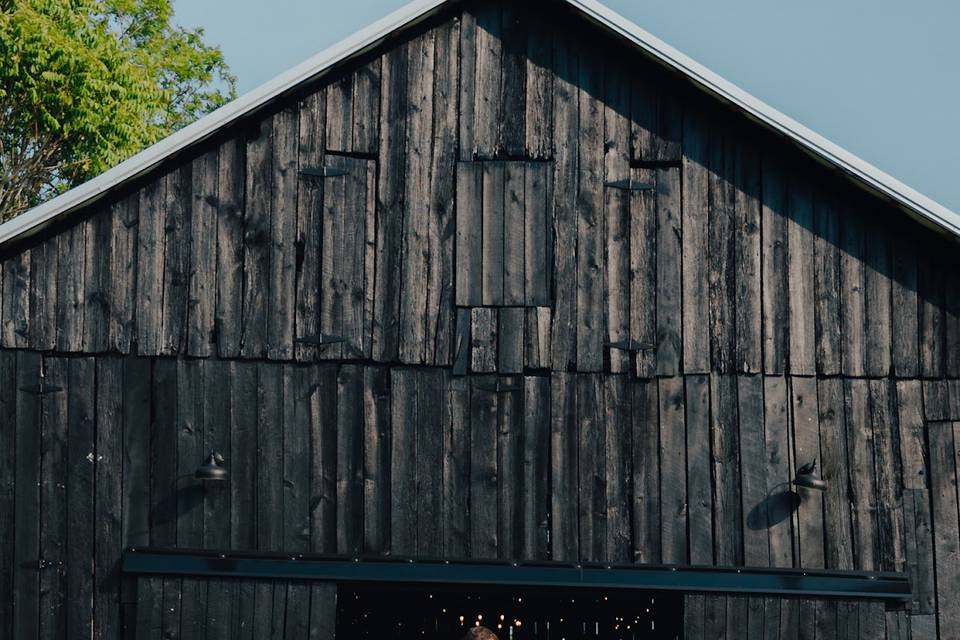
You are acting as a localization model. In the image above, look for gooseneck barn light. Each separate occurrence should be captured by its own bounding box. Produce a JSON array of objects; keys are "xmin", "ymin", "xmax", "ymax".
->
[
  {"xmin": 195, "ymin": 451, "xmax": 228, "ymax": 481},
  {"xmin": 792, "ymin": 460, "xmax": 828, "ymax": 491}
]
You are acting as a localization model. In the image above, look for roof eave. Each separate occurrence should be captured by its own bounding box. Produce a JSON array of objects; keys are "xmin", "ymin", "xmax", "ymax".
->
[{"xmin": 2, "ymin": 0, "xmax": 957, "ymax": 247}]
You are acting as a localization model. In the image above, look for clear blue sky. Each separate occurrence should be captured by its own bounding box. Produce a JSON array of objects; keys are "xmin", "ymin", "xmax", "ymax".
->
[{"xmin": 173, "ymin": 0, "xmax": 960, "ymax": 213}]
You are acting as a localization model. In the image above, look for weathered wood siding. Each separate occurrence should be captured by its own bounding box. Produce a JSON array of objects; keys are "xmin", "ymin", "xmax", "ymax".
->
[{"xmin": 0, "ymin": 1, "xmax": 957, "ymax": 638}]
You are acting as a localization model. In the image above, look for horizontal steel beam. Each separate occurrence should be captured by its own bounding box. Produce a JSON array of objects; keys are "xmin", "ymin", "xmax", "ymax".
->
[{"xmin": 122, "ymin": 548, "xmax": 911, "ymax": 603}]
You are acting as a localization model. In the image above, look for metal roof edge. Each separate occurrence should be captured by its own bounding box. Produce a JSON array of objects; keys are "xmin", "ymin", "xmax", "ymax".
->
[
  {"xmin": 567, "ymin": 0, "xmax": 960, "ymax": 238},
  {"xmin": 2, "ymin": 0, "xmax": 958, "ymax": 246}
]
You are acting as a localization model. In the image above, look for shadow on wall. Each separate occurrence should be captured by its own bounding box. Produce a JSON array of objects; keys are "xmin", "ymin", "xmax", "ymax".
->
[{"xmin": 746, "ymin": 486, "xmax": 801, "ymax": 531}]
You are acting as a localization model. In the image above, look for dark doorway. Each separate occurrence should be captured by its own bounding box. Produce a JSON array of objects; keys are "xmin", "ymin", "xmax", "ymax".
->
[{"xmin": 336, "ymin": 582, "xmax": 683, "ymax": 639}]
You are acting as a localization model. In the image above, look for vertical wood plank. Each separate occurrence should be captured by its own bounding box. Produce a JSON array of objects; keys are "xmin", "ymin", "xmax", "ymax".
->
[
  {"xmin": 307, "ymin": 582, "xmax": 337, "ymax": 640},
  {"xmin": 95, "ymin": 358, "xmax": 123, "ymax": 640},
  {"xmin": 336, "ymin": 365, "xmax": 364, "ymax": 554},
  {"xmin": 352, "ymin": 59, "xmax": 382, "ymax": 155},
  {"xmin": 471, "ymin": 375, "xmax": 499, "ymax": 559},
  {"xmin": 390, "ymin": 368, "xmax": 417, "ymax": 555},
  {"xmin": 215, "ymin": 137, "xmax": 245, "ymax": 358},
  {"xmin": 549, "ymin": 34, "xmax": 578, "ymax": 371},
  {"xmin": 1, "ymin": 249, "xmax": 30, "ymax": 349},
  {"xmin": 897, "ymin": 380, "xmax": 936, "ymax": 613},
  {"xmin": 188, "ymin": 149, "xmax": 219, "ymax": 356},
  {"xmin": 659, "ymin": 376, "xmax": 687, "ymax": 563},
  {"xmin": 38, "ymin": 357, "xmax": 66, "ymax": 640},
  {"xmin": 656, "ymin": 168, "xmax": 682, "ymax": 376},
  {"xmin": 605, "ymin": 375, "xmax": 632, "ymax": 563},
  {"xmin": 764, "ymin": 375, "xmax": 794, "ymax": 568},
  {"xmin": 686, "ymin": 374, "xmax": 713, "ymax": 565},
  {"xmin": 712, "ymin": 373, "xmax": 742, "ymax": 566},
  {"xmin": 160, "ymin": 164, "xmax": 191, "ymax": 355},
  {"xmin": 845, "ymin": 378, "xmax": 879, "ymax": 570},
  {"xmin": 498, "ymin": 307, "xmax": 524, "ymax": 374},
  {"xmin": 683, "ymin": 594, "xmax": 705, "ymax": 640},
  {"xmin": 66, "ymin": 358, "xmax": 95, "ymax": 638},
  {"xmin": 870, "ymin": 379, "xmax": 904, "ymax": 572},
  {"xmin": 630, "ymin": 72, "xmax": 682, "ymax": 163},
  {"xmin": 521, "ymin": 376, "xmax": 550, "ymax": 560},
  {"xmin": 294, "ymin": 90, "xmax": 325, "ymax": 361},
  {"xmin": 397, "ymin": 29, "xmax": 436, "ymax": 364},
  {"xmin": 550, "ymin": 372, "xmax": 578, "ymax": 561},
  {"xmin": 524, "ymin": 13, "xmax": 553, "ymax": 159},
  {"xmin": 310, "ymin": 365, "xmax": 338, "ymax": 553},
  {"xmin": 791, "ymin": 376, "xmax": 824, "ymax": 568},
  {"xmin": 12, "ymin": 352, "xmax": 40, "ymax": 640},
  {"xmin": 470, "ymin": 4, "xmax": 503, "ymax": 157},
  {"xmin": 0, "ymin": 351, "xmax": 16, "ymax": 638},
  {"xmin": 708, "ymin": 127, "xmax": 736, "ymax": 374},
  {"xmin": 738, "ymin": 374, "xmax": 770, "ymax": 567},
  {"xmin": 929, "ymin": 421, "xmax": 960, "ymax": 637},
  {"xmin": 605, "ymin": 61, "xmax": 631, "ymax": 375},
  {"xmin": 629, "ymin": 167, "xmax": 657, "ymax": 378},
  {"xmin": 30, "ymin": 236, "xmax": 59, "ymax": 351},
  {"xmin": 456, "ymin": 162, "xmax": 484, "ymax": 307},
  {"xmin": 734, "ymin": 138, "xmax": 763, "ymax": 374},
  {"xmin": 257, "ymin": 364, "xmax": 283, "ymax": 551},
  {"xmin": 241, "ymin": 119, "xmax": 272, "ymax": 358},
  {"xmin": 682, "ymin": 106, "xmax": 710, "ymax": 374},
  {"xmin": 632, "ymin": 379, "xmax": 660, "ymax": 564},
  {"xmin": 372, "ymin": 43, "xmax": 408, "ymax": 362},
  {"xmin": 919, "ymin": 245, "xmax": 946, "ymax": 378},
  {"xmin": 575, "ymin": 50, "xmax": 606, "ymax": 373},
  {"xmin": 786, "ymin": 177, "xmax": 816, "ymax": 374},
  {"xmin": 761, "ymin": 158, "xmax": 788, "ymax": 374},
  {"xmin": 818, "ymin": 377, "xmax": 854, "ymax": 570},
  {"xmin": 524, "ymin": 306, "xmax": 552, "ymax": 371},
  {"xmin": 890, "ymin": 221, "xmax": 919, "ymax": 377},
  {"xmin": 578, "ymin": 374, "xmax": 606, "ymax": 561},
  {"xmin": 426, "ymin": 19, "xmax": 460, "ymax": 366},
  {"xmin": 266, "ymin": 107, "xmax": 298, "ymax": 360},
  {"xmin": 524, "ymin": 166, "xmax": 551, "ymax": 310},
  {"xmin": 470, "ymin": 307, "xmax": 497, "ymax": 374},
  {"xmin": 82, "ymin": 207, "xmax": 112, "ymax": 353},
  {"xmin": 864, "ymin": 211, "xmax": 893, "ymax": 376},
  {"xmin": 231, "ymin": 361, "xmax": 258, "ymax": 550},
  {"xmin": 416, "ymin": 369, "xmax": 444, "ymax": 555},
  {"xmin": 840, "ymin": 203, "xmax": 867, "ymax": 376},
  {"xmin": 321, "ymin": 156, "xmax": 374, "ymax": 361},
  {"xmin": 362, "ymin": 367, "xmax": 391, "ymax": 554},
  {"xmin": 443, "ymin": 376, "xmax": 470, "ymax": 557},
  {"xmin": 283, "ymin": 365, "xmax": 311, "ymax": 552},
  {"xmin": 481, "ymin": 161, "xmax": 505, "ymax": 306},
  {"xmin": 202, "ymin": 360, "xmax": 231, "ymax": 551},
  {"xmin": 496, "ymin": 377, "xmax": 522, "ymax": 559},
  {"xmin": 57, "ymin": 222, "xmax": 85, "ymax": 352},
  {"xmin": 813, "ymin": 189, "xmax": 842, "ymax": 375},
  {"xmin": 325, "ymin": 75, "xmax": 353, "ymax": 153},
  {"xmin": 504, "ymin": 162, "xmax": 526, "ymax": 306}
]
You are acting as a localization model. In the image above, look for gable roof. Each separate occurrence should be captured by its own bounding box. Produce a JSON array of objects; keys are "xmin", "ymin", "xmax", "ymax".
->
[{"xmin": 2, "ymin": 0, "xmax": 957, "ymax": 247}]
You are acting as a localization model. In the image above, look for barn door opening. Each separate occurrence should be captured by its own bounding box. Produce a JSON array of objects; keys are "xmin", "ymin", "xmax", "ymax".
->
[{"xmin": 336, "ymin": 582, "xmax": 683, "ymax": 639}]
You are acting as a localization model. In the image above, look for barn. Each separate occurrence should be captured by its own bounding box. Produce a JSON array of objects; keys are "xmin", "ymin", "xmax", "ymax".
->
[{"xmin": 1, "ymin": 0, "xmax": 958, "ymax": 637}]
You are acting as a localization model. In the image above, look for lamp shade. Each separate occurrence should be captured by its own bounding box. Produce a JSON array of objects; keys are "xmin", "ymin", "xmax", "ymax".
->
[
  {"xmin": 195, "ymin": 451, "xmax": 228, "ymax": 481},
  {"xmin": 793, "ymin": 460, "xmax": 827, "ymax": 491}
]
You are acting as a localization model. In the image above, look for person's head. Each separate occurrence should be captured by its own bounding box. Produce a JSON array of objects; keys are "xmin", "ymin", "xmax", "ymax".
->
[{"xmin": 462, "ymin": 626, "xmax": 498, "ymax": 640}]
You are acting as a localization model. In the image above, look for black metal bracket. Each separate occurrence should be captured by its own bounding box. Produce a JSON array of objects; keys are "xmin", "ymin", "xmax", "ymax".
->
[
  {"xmin": 604, "ymin": 339, "xmax": 655, "ymax": 353},
  {"xmin": 604, "ymin": 178, "xmax": 655, "ymax": 191},
  {"xmin": 299, "ymin": 166, "xmax": 350, "ymax": 179},
  {"xmin": 295, "ymin": 333, "xmax": 348, "ymax": 346},
  {"xmin": 19, "ymin": 382, "xmax": 64, "ymax": 395},
  {"xmin": 474, "ymin": 379, "xmax": 522, "ymax": 394},
  {"xmin": 122, "ymin": 549, "xmax": 911, "ymax": 604}
]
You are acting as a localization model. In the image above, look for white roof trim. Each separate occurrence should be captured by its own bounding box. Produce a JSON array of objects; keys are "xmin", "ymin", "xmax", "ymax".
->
[{"xmin": 3, "ymin": 0, "xmax": 958, "ymax": 246}]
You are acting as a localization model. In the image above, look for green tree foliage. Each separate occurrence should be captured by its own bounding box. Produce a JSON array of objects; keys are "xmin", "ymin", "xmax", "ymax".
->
[{"xmin": 0, "ymin": 0, "xmax": 236, "ymax": 219}]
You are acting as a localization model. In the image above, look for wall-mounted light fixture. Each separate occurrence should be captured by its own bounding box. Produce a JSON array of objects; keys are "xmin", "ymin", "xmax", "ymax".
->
[
  {"xmin": 195, "ymin": 451, "xmax": 228, "ymax": 481},
  {"xmin": 792, "ymin": 460, "xmax": 827, "ymax": 491}
]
